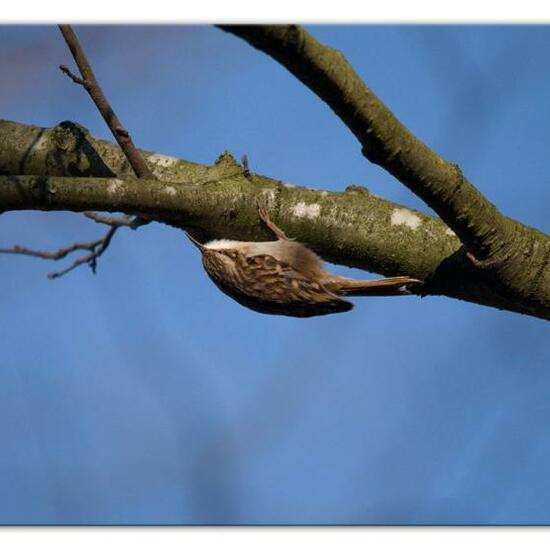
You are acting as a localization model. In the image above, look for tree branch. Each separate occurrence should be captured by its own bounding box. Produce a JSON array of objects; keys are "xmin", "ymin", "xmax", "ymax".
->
[
  {"xmin": 1, "ymin": 119, "xmax": 548, "ymax": 319},
  {"xmin": 217, "ymin": 25, "xmax": 550, "ymax": 321},
  {"xmin": 58, "ymin": 25, "xmax": 155, "ymax": 182},
  {"xmin": 0, "ymin": 226, "xmax": 119, "ymax": 279},
  {"xmin": 47, "ymin": 25, "xmax": 155, "ymax": 276},
  {"xmin": 217, "ymin": 25, "xmax": 513, "ymax": 263}
]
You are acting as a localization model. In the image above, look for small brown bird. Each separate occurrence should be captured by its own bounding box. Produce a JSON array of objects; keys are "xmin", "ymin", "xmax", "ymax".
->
[{"xmin": 187, "ymin": 208, "xmax": 422, "ymax": 317}]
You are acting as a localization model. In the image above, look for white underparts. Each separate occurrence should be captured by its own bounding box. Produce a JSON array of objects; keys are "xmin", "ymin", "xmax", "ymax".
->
[
  {"xmin": 204, "ymin": 239, "xmax": 247, "ymax": 250},
  {"xmin": 204, "ymin": 240, "xmax": 287, "ymax": 256}
]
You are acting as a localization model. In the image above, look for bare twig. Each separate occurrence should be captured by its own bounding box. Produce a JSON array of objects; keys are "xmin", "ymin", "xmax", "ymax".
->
[
  {"xmin": 14, "ymin": 24, "xmax": 159, "ymax": 279},
  {"xmin": 241, "ymin": 154, "xmax": 250, "ymax": 177},
  {"xmin": 0, "ymin": 226, "xmax": 119, "ymax": 279},
  {"xmin": 58, "ymin": 64, "xmax": 88, "ymax": 87},
  {"xmin": 50, "ymin": 226, "xmax": 119, "ymax": 278},
  {"xmin": 58, "ymin": 25, "xmax": 155, "ymax": 182},
  {"xmin": 58, "ymin": 24, "xmax": 156, "ymax": 256}
]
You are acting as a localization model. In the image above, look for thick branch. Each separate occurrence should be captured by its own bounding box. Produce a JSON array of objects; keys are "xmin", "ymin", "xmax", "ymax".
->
[
  {"xmin": 1, "ymin": 172, "xmax": 549, "ymax": 319},
  {"xmin": 218, "ymin": 25, "xmax": 513, "ymax": 263},
  {"xmin": 0, "ymin": 119, "xmax": 548, "ymax": 320}
]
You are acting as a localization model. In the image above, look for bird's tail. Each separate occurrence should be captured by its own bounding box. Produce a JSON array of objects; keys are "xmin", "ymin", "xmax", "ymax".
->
[{"xmin": 329, "ymin": 276, "xmax": 422, "ymax": 297}]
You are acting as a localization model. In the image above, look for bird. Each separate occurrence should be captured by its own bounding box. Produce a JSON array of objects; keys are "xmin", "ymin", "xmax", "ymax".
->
[{"xmin": 187, "ymin": 207, "xmax": 422, "ymax": 317}]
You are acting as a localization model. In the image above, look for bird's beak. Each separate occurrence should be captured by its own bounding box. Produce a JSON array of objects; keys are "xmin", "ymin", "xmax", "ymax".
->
[{"xmin": 185, "ymin": 231, "xmax": 205, "ymax": 251}]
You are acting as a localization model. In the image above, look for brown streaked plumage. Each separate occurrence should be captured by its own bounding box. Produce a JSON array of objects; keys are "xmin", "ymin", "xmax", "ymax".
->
[{"xmin": 187, "ymin": 208, "xmax": 422, "ymax": 317}]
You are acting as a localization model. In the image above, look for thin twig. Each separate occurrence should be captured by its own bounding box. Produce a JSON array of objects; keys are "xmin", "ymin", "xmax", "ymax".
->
[
  {"xmin": 58, "ymin": 25, "xmax": 155, "ymax": 182},
  {"xmin": 241, "ymin": 154, "xmax": 250, "ymax": 177},
  {"xmin": 59, "ymin": 64, "xmax": 88, "ymax": 87},
  {"xmin": 12, "ymin": 24, "xmax": 160, "ymax": 279},
  {"xmin": 49, "ymin": 226, "xmax": 119, "ymax": 279},
  {"xmin": 0, "ymin": 225, "xmax": 119, "ymax": 279},
  {"xmin": 58, "ymin": 24, "xmax": 155, "ymax": 253}
]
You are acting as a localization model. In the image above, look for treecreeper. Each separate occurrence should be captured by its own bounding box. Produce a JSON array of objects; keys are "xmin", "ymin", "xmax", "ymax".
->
[{"xmin": 187, "ymin": 208, "xmax": 422, "ymax": 317}]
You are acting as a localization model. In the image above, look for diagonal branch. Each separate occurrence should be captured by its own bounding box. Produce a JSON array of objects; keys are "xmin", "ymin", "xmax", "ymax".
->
[
  {"xmin": 217, "ymin": 25, "xmax": 511, "ymax": 264},
  {"xmin": 6, "ymin": 24, "xmax": 159, "ymax": 279},
  {"xmin": 58, "ymin": 24, "xmax": 158, "ymax": 267},
  {"xmin": 58, "ymin": 25, "xmax": 155, "ymax": 182}
]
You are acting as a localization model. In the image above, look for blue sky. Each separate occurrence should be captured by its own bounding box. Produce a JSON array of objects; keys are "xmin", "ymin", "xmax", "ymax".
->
[{"xmin": 0, "ymin": 25, "xmax": 549, "ymax": 524}]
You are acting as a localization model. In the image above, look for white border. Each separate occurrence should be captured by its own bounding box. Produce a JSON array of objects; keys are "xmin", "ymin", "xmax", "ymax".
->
[
  {"xmin": 1, "ymin": 527, "xmax": 550, "ymax": 549},
  {"xmin": 2, "ymin": 2, "xmax": 550, "ymax": 544},
  {"xmin": 4, "ymin": 0, "xmax": 550, "ymax": 23}
]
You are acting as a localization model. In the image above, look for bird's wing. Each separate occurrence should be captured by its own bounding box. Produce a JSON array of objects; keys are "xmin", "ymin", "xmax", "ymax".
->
[
  {"xmin": 239, "ymin": 254, "xmax": 343, "ymax": 304},
  {"xmin": 231, "ymin": 254, "xmax": 352, "ymax": 317},
  {"xmin": 204, "ymin": 250, "xmax": 352, "ymax": 317}
]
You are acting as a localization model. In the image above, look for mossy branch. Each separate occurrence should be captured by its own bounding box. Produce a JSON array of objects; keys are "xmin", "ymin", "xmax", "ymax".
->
[
  {"xmin": 218, "ymin": 25, "xmax": 514, "ymax": 264},
  {"xmin": 0, "ymin": 120, "xmax": 549, "ymax": 320}
]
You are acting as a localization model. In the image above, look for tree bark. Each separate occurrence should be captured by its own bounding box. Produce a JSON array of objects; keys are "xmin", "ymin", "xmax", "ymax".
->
[{"xmin": 1, "ymin": 119, "xmax": 548, "ymax": 320}]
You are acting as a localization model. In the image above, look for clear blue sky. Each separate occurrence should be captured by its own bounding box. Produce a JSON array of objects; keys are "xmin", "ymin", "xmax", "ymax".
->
[{"xmin": 0, "ymin": 25, "xmax": 549, "ymax": 525}]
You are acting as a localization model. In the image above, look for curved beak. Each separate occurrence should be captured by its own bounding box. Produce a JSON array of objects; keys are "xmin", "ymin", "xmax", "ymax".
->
[{"xmin": 185, "ymin": 231, "xmax": 205, "ymax": 251}]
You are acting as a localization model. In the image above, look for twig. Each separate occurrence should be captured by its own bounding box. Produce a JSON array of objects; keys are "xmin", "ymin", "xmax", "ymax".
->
[
  {"xmin": 59, "ymin": 24, "xmax": 154, "ymax": 243},
  {"xmin": 50, "ymin": 226, "xmax": 119, "ymax": 278},
  {"xmin": 241, "ymin": 154, "xmax": 250, "ymax": 177},
  {"xmin": 0, "ymin": 226, "xmax": 119, "ymax": 279},
  {"xmin": 58, "ymin": 26, "xmax": 155, "ymax": 182},
  {"xmin": 16, "ymin": 24, "xmax": 159, "ymax": 279},
  {"xmin": 58, "ymin": 64, "xmax": 87, "ymax": 87}
]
